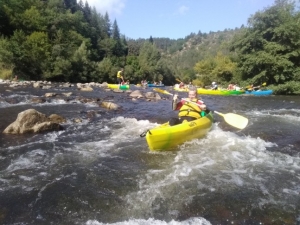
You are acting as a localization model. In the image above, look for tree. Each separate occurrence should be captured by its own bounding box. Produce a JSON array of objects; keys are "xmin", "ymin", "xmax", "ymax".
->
[
  {"xmin": 103, "ymin": 12, "xmax": 111, "ymax": 38},
  {"xmin": 149, "ymin": 36, "xmax": 153, "ymax": 44},
  {"xmin": 138, "ymin": 42, "xmax": 161, "ymax": 81},
  {"xmin": 230, "ymin": 0, "xmax": 300, "ymax": 85}
]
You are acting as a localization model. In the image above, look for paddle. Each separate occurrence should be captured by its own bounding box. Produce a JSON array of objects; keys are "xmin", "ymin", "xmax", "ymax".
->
[
  {"xmin": 153, "ymin": 88, "xmax": 249, "ymax": 129},
  {"xmin": 176, "ymin": 78, "xmax": 183, "ymax": 83},
  {"xmin": 246, "ymin": 82, "xmax": 267, "ymax": 90}
]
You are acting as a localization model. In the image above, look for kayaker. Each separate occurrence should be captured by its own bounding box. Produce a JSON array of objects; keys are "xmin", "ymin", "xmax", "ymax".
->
[
  {"xmin": 247, "ymin": 84, "xmax": 260, "ymax": 91},
  {"xmin": 169, "ymin": 87, "xmax": 207, "ymax": 126},
  {"xmin": 117, "ymin": 68, "xmax": 124, "ymax": 88},
  {"xmin": 227, "ymin": 83, "xmax": 234, "ymax": 90},
  {"xmin": 211, "ymin": 82, "xmax": 218, "ymax": 90},
  {"xmin": 179, "ymin": 81, "xmax": 185, "ymax": 89}
]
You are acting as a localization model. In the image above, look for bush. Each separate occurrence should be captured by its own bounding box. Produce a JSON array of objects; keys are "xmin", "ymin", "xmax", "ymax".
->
[
  {"xmin": 270, "ymin": 82, "xmax": 300, "ymax": 95},
  {"xmin": 0, "ymin": 66, "xmax": 13, "ymax": 80}
]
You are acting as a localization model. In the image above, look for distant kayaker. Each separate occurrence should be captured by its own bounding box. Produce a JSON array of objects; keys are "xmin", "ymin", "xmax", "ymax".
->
[
  {"xmin": 117, "ymin": 68, "xmax": 124, "ymax": 88},
  {"xmin": 179, "ymin": 82, "xmax": 185, "ymax": 89},
  {"xmin": 247, "ymin": 84, "xmax": 260, "ymax": 91},
  {"xmin": 169, "ymin": 87, "xmax": 207, "ymax": 126},
  {"xmin": 211, "ymin": 82, "xmax": 218, "ymax": 90},
  {"xmin": 227, "ymin": 83, "xmax": 234, "ymax": 90}
]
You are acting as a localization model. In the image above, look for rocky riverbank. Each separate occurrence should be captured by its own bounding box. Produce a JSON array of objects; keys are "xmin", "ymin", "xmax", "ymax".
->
[{"xmin": 0, "ymin": 79, "xmax": 168, "ymax": 134}]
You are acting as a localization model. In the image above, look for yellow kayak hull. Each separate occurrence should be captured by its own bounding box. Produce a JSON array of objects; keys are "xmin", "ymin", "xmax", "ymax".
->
[
  {"xmin": 107, "ymin": 84, "xmax": 130, "ymax": 90},
  {"xmin": 145, "ymin": 112, "xmax": 213, "ymax": 151},
  {"xmin": 197, "ymin": 88, "xmax": 245, "ymax": 95}
]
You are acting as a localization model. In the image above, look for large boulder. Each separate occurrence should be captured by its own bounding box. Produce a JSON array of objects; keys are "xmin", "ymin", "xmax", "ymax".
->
[{"xmin": 3, "ymin": 109, "xmax": 64, "ymax": 134}]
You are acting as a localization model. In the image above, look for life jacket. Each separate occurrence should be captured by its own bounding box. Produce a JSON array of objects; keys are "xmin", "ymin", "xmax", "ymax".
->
[
  {"xmin": 178, "ymin": 99, "xmax": 202, "ymax": 119},
  {"xmin": 117, "ymin": 71, "xmax": 122, "ymax": 78}
]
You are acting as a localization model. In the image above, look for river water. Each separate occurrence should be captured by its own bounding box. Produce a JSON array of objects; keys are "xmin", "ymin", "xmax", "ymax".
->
[{"xmin": 0, "ymin": 82, "xmax": 300, "ymax": 225}]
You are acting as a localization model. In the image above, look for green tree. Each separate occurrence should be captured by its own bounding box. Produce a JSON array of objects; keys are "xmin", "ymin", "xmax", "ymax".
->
[
  {"xmin": 138, "ymin": 42, "xmax": 161, "ymax": 82},
  {"xmin": 230, "ymin": 0, "xmax": 300, "ymax": 86},
  {"xmin": 96, "ymin": 57, "xmax": 113, "ymax": 82}
]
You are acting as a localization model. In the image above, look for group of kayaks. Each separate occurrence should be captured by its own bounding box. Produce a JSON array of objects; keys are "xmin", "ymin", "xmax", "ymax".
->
[
  {"xmin": 107, "ymin": 83, "xmax": 272, "ymax": 96},
  {"xmin": 174, "ymin": 86, "xmax": 273, "ymax": 96},
  {"xmin": 107, "ymin": 83, "xmax": 165, "ymax": 90}
]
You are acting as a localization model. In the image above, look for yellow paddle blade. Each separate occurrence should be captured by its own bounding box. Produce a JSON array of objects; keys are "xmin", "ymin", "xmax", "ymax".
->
[
  {"xmin": 262, "ymin": 82, "xmax": 267, "ymax": 86},
  {"xmin": 214, "ymin": 111, "xmax": 248, "ymax": 129},
  {"xmin": 153, "ymin": 88, "xmax": 172, "ymax": 96}
]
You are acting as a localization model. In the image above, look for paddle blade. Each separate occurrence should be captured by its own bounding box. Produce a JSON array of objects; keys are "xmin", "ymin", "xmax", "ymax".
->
[
  {"xmin": 176, "ymin": 78, "xmax": 182, "ymax": 83},
  {"xmin": 214, "ymin": 111, "xmax": 248, "ymax": 129},
  {"xmin": 153, "ymin": 88, "xmax": 172, "ymax": 96},
  {"xmin": 262, "ymin": 82, "xmax": 267, "ymax": 86}
]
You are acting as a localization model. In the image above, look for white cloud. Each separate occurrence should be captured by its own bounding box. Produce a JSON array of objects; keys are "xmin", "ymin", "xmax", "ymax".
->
[
  {"xmin": 84, "ymin": 0, "xmax": 126, "ymax": 16},
  {"xmin": 178, "ymin": 5, "xmax": 189, "ymax": 15}
]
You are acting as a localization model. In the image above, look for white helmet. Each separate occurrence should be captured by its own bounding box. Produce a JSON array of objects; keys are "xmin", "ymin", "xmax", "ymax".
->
[{"xmin": 212, "ymin": 82, "xmax": 216, "ymax": 85}]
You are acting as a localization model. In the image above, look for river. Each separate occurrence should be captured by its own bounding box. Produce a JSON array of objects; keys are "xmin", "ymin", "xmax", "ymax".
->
[{"xmin": 0, "ymin": 82, "xmax": 300, "ymax": 225}]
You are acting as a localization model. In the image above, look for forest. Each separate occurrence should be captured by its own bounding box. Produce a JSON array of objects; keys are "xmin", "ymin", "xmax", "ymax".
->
[{"xmin": 0, "ymin": 0, "xmax": 300, "ymax": 94}]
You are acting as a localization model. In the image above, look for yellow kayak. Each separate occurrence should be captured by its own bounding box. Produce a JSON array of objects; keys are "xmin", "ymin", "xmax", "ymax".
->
[
  {"xmin": 107, "ymin": 84, "xmax": 130, "ymax": 90},
  {"xmin": 197, "ymin": 88, "xmax": 245, "ymax": 95},
  {"xmin": 143, "ymin": 112, "xmax": 213, "ymax": 151}
]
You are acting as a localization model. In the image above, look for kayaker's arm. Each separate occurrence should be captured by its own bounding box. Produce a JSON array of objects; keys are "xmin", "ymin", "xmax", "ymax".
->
[{"xmin": 172, "ymin": 94, "xmax": 183, "ymax": 110}]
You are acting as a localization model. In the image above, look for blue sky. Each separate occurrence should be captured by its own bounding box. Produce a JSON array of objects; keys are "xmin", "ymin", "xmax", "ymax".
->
[{"xmin": 85, "ymin": 0, "xmax": 276, "ymax": 39}]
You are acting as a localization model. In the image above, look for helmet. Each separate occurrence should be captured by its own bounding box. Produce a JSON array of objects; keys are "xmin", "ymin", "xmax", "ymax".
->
[{"xmin": 212, "ymin": 82, "xmax": 216, "ymax": 85}]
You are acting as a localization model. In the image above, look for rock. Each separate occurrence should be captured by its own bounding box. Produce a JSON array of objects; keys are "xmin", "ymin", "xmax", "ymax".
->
[
  {"xmin": 62, "ymin": 92, "xmax": 72, "ymax": 97},
  {"xmin": 3, "ymin": 109, "xmax": 64, "ymax": 134},
  {"xmin": 32, "ymin": 122, "xmax": 62, "ymax": 133},
  {"xmin": 101, "ymin": 101, "xmax": 119, "ymax": 110},
  {"xmin": 155, "ymin": 93, "xmax": 162, "ymax": 100},
  {"xmin": 42, "ymin": 85, "xmax": 52, "ymax": 89},
  {"xmin": 45, "ymin": 93, "xmax": 57, "ymax": 97},
  {"xmin": 62, "ymin": 83, "xmax": 71, "ymax": 88},
  {"xmin": 48, "ymin": 114, "xmax": 66, "ymax": 123},
  {"xmin": 80, "ymin": 86, "xmax": 93, "ymax": 91},
  {"xmin": 129, "ymin": 90, "xmax": 144, "ymax": 98},
  {"xmin": 113, "ymin": 89, "xmax": 124, "ymax": 93},
  {"xmin": 74, "ymin": 118, "xmax": 82, "ymax": 123},
  {"xmin": 144, "ymin": 92, "xmax": 156, "ymax": 98},
  {"xmin": 33, "ymin": 82, "xmax": 41, "ymax": 88},
  {"xmin": 31, "ymin": 97, "xmax": 46, "ymax": 104}
]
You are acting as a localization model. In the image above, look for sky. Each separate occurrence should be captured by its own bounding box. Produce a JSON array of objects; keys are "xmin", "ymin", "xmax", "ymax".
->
[{"xmin": 84, "ymin": 0, "xmax": 276, "ymax": 39}]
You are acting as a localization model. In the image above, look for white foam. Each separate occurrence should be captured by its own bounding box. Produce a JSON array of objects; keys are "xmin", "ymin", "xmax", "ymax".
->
[
  {"xmin": 86, "ymin": 217, "xmax": 211, "ymax": 225},
  {"xmin": 6, "ymin": 149, "xmax": 47, "ymax": 172},
  {"xmin": 109, "ymin": 116, "xmax": 157, "ymax": 140},
  {"xmin": 36, "ymin": 117, "xmax": 157, "ymax": 165},
  {"xmin": 246, "ymin": 108, "xmax": 300, "ymax": 122},
  {"xmin": 124, "ymin": 124, "xmax": 300, "ymax": 216}
]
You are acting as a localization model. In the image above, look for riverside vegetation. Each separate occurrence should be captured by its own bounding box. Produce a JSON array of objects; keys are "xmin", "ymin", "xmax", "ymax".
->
[{"xmin": 0, "ymin": 0, "xmax": 300, "ymax": 94}]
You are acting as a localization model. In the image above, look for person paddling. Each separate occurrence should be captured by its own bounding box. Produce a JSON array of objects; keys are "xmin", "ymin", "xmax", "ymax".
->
[
  {"xmin": 211, "ymin": 82, "xmax": 218, "ymax": 90},
  {"xmin": 169, "ymin": 87, "xmax": 207, "ymax": 126},
  {"xmin": 117, "ymin": 68, "xmax": 124, "ymax": 89}
]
